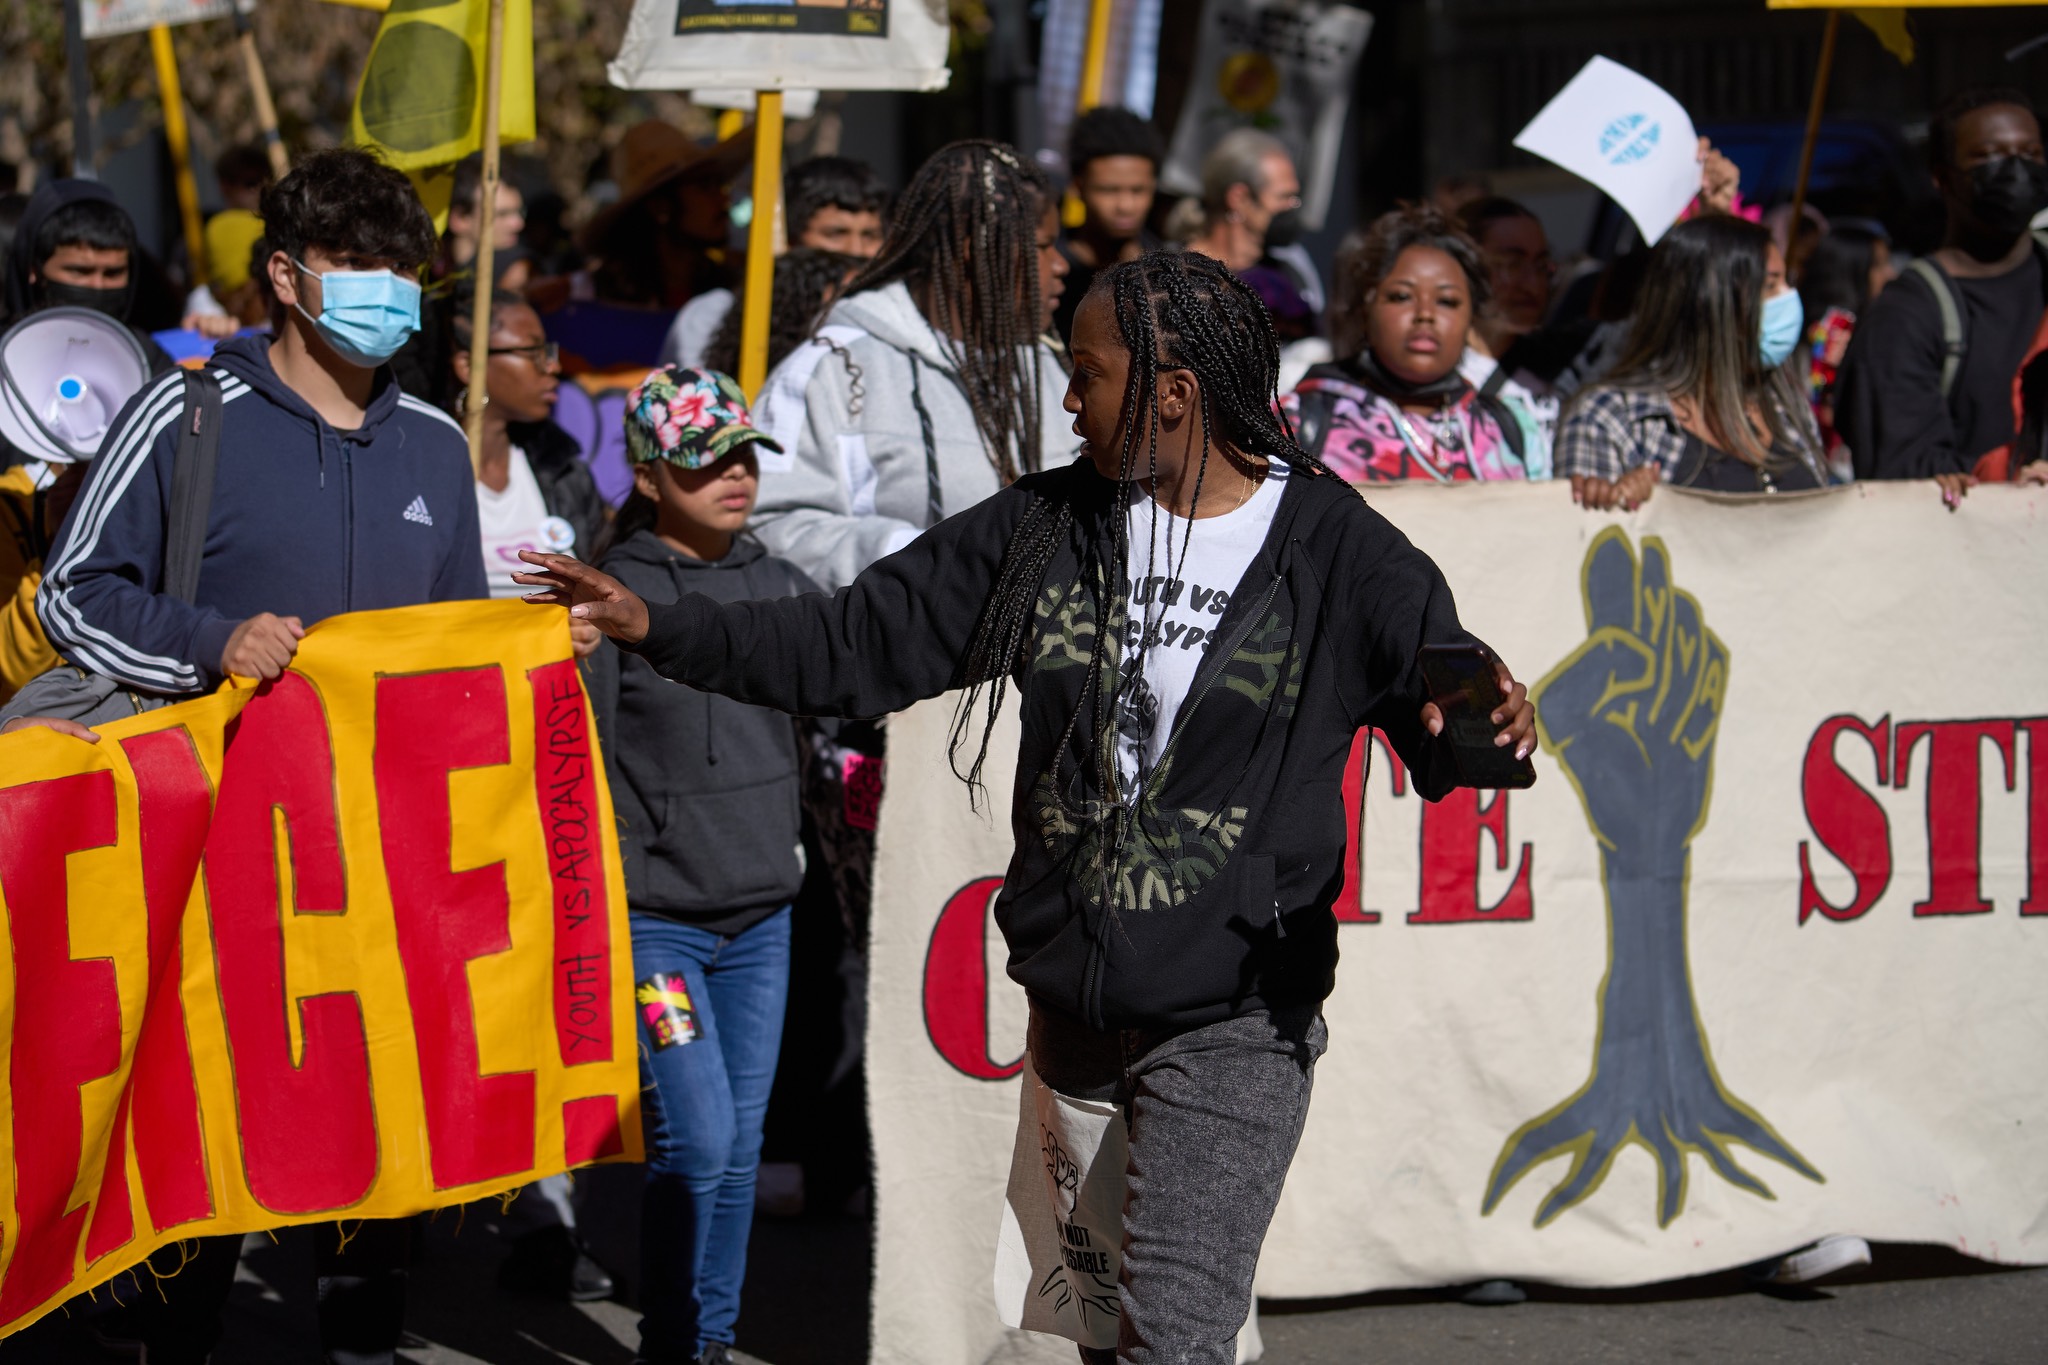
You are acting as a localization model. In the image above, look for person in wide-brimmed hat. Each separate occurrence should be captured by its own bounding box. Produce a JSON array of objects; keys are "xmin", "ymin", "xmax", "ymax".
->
[{"xmin": 583, "ymin": 119, "xmax": 754, "ymax": 312}]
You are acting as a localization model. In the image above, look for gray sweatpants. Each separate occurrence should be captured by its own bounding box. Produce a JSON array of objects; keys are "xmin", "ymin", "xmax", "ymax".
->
[{"xmin": 1027, "ymin": 1001, "xmax": 1327, "ymax": 1365}]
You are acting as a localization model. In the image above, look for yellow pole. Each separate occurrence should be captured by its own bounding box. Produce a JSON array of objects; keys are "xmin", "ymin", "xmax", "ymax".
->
[
  {"xmin": 1787, "ymin": 10, "xmax": 1840, "ymax": 277},
  {"xmin": 1078, "ymin": 0, "xmax": 1114, "ymax": 111},
  {"xmin": 737, "ymin": 90, "xmax": 784, "ymax": 400},
  {"xmin": 149, "ymin": 25, "xmax": 207, "ymax": 288},
  {"xmin": 463, "ymin": 0, "xmax": 507, "ymax": 477},
  {"xmin": 235, "ymin": 11, "xmax": 290, "ymax": 181},
  {"xmin": 717, "ymin": 108, "xmax": 745, "ymax": 142},
  {"xmin": 1065, "ymin": 0, "xmax": 1116, "ymax": 228}
]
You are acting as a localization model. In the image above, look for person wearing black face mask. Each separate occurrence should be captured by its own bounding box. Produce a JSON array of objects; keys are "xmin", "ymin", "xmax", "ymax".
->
[
  {"xmin": 0, "ymin": 182, "xmax": 173, "ymax": 472},
  {"xmin": 1836, "ymin": 87, "xmax": 2048, "ymax": 500},
  {"xmin": 1180, "ymin": 130, "xmax": 1322, "ymax": 340}
]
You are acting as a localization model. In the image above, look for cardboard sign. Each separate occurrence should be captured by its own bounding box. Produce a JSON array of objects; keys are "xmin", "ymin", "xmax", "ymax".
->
[
  {"xmin": 80, "ymin": 0, "xmax": 252, "ymax": 39},
  {"xmin": 609, "ymin": 0, "xmax": 948, "ymax": 92}
]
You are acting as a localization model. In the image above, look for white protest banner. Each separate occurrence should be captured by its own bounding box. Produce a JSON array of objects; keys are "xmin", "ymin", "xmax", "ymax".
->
[
  {"xmin": 608, "ymin": 0, "xmax": 949, "ymax": 93},
  {"xmin": 1513, "ymin": 55, "xmax": 1701, "ymax": 246},
  {"xmin": 867, "ymin": 481, "xmax": 2048, "ymax": 1365},
  {"xmin": 1159, "ymin": 0, "xmax": 1373, "ymax": 232},
  {"xmin": 80, "ymin": 0, "xmax": 252, "ymax": 39}
]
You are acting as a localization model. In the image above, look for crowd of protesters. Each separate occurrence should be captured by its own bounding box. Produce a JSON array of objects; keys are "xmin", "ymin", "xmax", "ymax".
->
[{"xmin": 0, "ymin": 76, "xmax": 2044, "ymax": 1365}]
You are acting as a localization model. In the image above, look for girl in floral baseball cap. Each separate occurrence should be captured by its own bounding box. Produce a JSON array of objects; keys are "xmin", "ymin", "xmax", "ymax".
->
[
  {"xmin": 598, "ymin": 365, "xmax": 784, "ymax": 563},
  {"xmin": 582, "ymin": 363, "xmax": 822, "ymax": 1365}
]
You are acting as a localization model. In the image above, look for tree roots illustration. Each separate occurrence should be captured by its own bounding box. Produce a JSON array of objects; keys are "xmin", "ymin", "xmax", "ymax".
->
[{"xmin": 1484, "ymin": 530, "xmax": 1821, "ymax": 1228}]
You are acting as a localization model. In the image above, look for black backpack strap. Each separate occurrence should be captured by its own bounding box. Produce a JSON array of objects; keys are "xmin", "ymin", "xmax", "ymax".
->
[
  {"xmin": 1478, "ymin": 363, "xmax": 1510, "ymax": 402},
  {"xmin": 1293, "ymin": 385, "xmax": 1339, "ymax": 462},
  {"xmin": 163, "ymin": 368, "xmax": 222, "ymax": 606}
]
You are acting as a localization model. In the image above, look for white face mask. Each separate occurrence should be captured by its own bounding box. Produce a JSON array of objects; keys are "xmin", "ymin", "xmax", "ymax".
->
[
  {"xmin": 1758, "ymin": 286, "xmax": 1804, "ymax": 370},
  {"xmin": 292, "ymin": 259, "xmax": 423, "ymax": 368}
]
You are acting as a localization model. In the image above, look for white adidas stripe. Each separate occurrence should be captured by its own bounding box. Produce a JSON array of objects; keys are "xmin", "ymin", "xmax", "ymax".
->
[{"xmin": 398, "ymin": 392, "xmax": 467, "ymax": 441}]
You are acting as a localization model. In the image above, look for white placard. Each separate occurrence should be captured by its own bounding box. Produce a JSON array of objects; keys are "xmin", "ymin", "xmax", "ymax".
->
[
  {"xmin": 1512, "ymin": 55, "xmax": 1700, "ymax": 246},
  {"xmin": 1159, "ymin": 0, "xmax": 1373, "ymax": 233},
  {"xmin": 609, "ymin": 0, "xmax": 949, "ymax": 93},
  {"xmin": 80, "ymin": 0, "xmax": 251, "ymax": 40}
]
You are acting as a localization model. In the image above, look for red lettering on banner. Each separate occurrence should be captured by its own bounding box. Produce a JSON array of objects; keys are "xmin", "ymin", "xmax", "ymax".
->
[
  {"xmin": 1894, "ymin": 720, "xmax": 2018, "ymax": 917},
  {"xmin": 923, "ymin": 877, "xmax": 1022, "ymax": 1080},
  {"xmin": 205, "ymin": 674, "xmax": 377, "ymax": 1214},
  {"xmin": 85, "ymin": 730, "xmax": 217, "ymax": 1260},
  {"xmin": 1797, "ymin": 715, "xmax": 1893, "ymax": 924},
  {"xmin": 1335, "ymin": 730, "xmax": 1405, "ymax": 923},
  {"xmin": 376, "ymin": 668, "xmax": 537, "ymax": 1190},
  {"xmin": 528, "ymin": 659, "xmax": 612, "ymax": 1066},
  {"xmin": 0, "ymin": 772, "xmax": 121, "ymax": 1319},
  {"xmin": 563, "ymin": 1096, "xmax": 627, "ymax": 1165},
  {"xmin": 2021, "ymin": 719, "xmax": 2048, "ymax": 917},
  {"xmin": 1411, "ymin": 787, "xmax": 1534, "ymax": 924}
]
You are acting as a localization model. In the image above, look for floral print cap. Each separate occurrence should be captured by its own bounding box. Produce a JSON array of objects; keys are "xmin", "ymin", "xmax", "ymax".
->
[{"xmin": 624, "ymin": 366, "xmax": 783, "ymax": 470}]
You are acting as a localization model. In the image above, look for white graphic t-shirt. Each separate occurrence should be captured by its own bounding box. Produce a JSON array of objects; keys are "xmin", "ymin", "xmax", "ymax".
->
[
  {"xmin": 1117, "ymin": 460, "xmax": 1289, "ymax": 785},
  {"xmin": 476, "ymin": 444, "xmax": 557, "ymax": 598}
]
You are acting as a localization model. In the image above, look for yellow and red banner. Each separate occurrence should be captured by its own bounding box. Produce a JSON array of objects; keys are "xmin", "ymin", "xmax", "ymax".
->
[{"xmin": 0, "ymin": 601, "xmax": 639, "ymax": 1338}]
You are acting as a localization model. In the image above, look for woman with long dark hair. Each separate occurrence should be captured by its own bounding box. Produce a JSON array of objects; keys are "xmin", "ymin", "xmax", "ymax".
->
[
  {"xmin": 748, "ymin": 139, "xmax": 1073, "ymax": 592},
  {"xmin": 516, "ymin": 251, "xmax": 1534, "ymax": 1363},
  {"xmin": 1556, "ymin": 215, "xmax": 1827, "ymax": 508}
]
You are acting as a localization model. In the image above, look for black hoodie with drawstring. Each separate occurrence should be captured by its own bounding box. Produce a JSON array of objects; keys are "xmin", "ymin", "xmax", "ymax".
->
[
  {"xmin": 586, "ymin": 528, "xmax": 823, "ymax": 934},
  {"xmin": 622, "ymin": 459, "xmax": 1482, "ymax": 1031}
]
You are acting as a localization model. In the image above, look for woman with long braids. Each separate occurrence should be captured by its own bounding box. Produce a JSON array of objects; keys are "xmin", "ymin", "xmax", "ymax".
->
[
  {"xmin": 748, "ymin": 138, "xmax": 1074, "ymax": 592},
  {"xmin": 516, "ymin": 252, "xmax": 1535, "ymax": 1364}
]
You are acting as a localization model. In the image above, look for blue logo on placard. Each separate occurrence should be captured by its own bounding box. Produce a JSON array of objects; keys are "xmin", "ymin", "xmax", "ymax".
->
[{"xmin": 1599, "ymin": 114, "xmax": 1661, "ymax": 166}]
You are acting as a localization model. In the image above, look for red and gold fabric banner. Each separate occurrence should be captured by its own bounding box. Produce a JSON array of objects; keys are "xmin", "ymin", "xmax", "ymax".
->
[{"xmin": 0, "ymin": 601, "xmax": 640, "ymax": 1338}]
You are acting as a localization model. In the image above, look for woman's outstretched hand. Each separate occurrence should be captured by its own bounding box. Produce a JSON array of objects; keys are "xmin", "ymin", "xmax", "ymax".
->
[
  {"xmin": 514, "ymin": 551, "xmax": 651, "ymax": 645},
  {"xmin": 1421, "ymin": 658, "xmax": 1536, "ymax": 761}
]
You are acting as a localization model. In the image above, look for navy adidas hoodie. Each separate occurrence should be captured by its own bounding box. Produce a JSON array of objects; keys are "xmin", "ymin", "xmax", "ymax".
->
[{"xmin": 38, "ymin": 334, "xmax": 487, "ymax": 693}]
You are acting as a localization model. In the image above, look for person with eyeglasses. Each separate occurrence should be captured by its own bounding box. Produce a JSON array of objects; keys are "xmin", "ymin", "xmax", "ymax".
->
[
  {"xmin": 1456, "ymin": 196, "xmax": 1566, "ymax": 444},
  {"xmin": 448, "ymin": 288, "xmax": 608, "ymax": 602}
]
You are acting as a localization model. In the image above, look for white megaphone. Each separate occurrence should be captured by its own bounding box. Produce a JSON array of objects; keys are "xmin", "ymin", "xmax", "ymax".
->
[{"xmin": 0, "ymin": 306, "xmax": 152, "ymax": 464}]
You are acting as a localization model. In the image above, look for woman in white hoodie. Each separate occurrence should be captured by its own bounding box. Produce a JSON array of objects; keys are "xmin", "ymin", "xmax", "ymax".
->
[{"xmin": 751, "ymin": 139, "xmax": 1076, "ymax": 592}]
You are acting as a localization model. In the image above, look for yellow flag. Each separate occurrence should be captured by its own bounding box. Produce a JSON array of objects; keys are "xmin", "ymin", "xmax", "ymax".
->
[
  {"xmin": 349, "ymin": 0, "xmax": 535, "ymax": 224},
  {"xmin": 1853, "ymin": 8, "xmax": 1914, "ymax": 63}
]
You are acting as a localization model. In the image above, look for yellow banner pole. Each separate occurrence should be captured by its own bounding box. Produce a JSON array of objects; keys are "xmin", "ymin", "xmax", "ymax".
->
[
  {"xmin": 1787, "ymin": 9, "xmax": 1841, "ymax": 271},
  {"xmin": 463, "ymin": 0, "xmax": 508, "ymax": 477},
  {"xmin": 149, "ymin": 24, "xmax": 207, "ymax": 288},
  {"xmin": 234, "ymin": 9, "xmax": 290, "ymax": 181},
  {"xmin": 737, "ymin": 90, "xmax": 784, "ymax": 400},
  {"xmin": 717, "ymin": 108, "xmax": 745, "ymax": 142},
  {"xmin": 1063, "ymin": 0, "xmax": 1116, "ymax": 227},
  {"xmin": 1078, "ymin": 0, "xmax": 1114, "ymax": 110}
]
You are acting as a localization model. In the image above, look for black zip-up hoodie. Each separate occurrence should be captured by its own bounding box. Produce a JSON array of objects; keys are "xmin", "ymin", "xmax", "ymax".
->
[
  {"xmin": 624, "ymin": 460, "xmax": 1476, "ymax": 1028},
  {"xmin": 588, "ymin": 529, "xmax": 822, "ymax": 934}
]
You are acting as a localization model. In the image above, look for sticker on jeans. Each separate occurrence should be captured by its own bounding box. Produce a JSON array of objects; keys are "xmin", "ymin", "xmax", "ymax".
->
[{"xmin": 637, "ymin": 972, "xmax": 699, "ymax": 1050}]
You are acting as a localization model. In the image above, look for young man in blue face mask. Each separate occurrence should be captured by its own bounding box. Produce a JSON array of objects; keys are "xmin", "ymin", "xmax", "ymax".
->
[
  {"xmin": 22, "ymin": 147, "xmax": 483, "ymax": 1365},
  {"xmin": 36, "ymin": 147, "xmax": 484, "ymax": 706}
]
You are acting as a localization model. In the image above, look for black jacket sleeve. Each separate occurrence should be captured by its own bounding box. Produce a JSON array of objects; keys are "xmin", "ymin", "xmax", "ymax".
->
[
  {"xmin": 1836, "ymin": 273, "xmax": 1962, "ymax": 480},
  {"xmin": 622, "ymin": 481, "xmax": 1032, "ymax": 719},
  {"xmin": 1326, "ymin": 500, "xmax": 1469, "ymax": 800}
]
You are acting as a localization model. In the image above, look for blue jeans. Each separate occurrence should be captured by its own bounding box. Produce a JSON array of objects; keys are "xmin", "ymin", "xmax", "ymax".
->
[{"xmin": 631, "ymin": 907, "xmax": 791, "ymax": 1362}]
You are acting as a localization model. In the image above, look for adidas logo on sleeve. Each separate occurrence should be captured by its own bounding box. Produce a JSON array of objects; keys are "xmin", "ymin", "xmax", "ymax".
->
[{"xmin": 402, "ymin": 495, "xmax": 434, "ymax": 527}]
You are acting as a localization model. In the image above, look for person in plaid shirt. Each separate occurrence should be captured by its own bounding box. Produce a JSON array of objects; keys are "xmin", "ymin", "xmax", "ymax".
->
[{"xmin": 1556, "ymin": 215, "xmax": 1829, "ymax": 509}]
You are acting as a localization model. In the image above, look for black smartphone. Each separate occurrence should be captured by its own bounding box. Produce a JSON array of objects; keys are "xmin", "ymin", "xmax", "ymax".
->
[{"xmin": 1417, "ymin": 643, "xmax": 1536, "ymax": 789}]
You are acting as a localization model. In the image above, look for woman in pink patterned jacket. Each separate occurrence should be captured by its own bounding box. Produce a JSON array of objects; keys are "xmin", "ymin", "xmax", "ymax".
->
[{"xmin": 1282, "ymin": 205, "xmax": 1550, "ymax": 484}]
